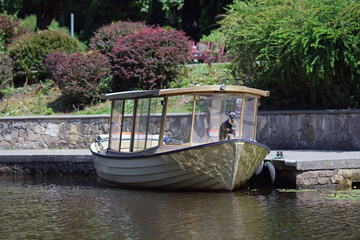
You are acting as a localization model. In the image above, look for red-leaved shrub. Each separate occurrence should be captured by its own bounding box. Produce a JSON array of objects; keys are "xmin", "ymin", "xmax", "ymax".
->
[
  {"xmin": 89, "ymin": 21, "xmax": 147, "ymax": 55},
  {"xmin": 0, "ymin": 14, "xmax": 27, "ymax": 48},
  {"xmin": 111, "ymin": 27, "xmax": 191, "ymax": 91},
  {"xmin": 44, "ymin": 51, "xmax": 112, "ymax": 109}
]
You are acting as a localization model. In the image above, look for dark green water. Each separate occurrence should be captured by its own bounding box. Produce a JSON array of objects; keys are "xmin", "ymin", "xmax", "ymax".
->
[{"xmin": 0, "ymin": 176, "xmax": 359, "ymax": 240}]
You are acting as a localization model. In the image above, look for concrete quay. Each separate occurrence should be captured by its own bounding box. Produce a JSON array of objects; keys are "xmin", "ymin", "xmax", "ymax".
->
[
  {"xmin": 0, "ymin": 149, "xmax": 359, "ymax": 189},
  {"xmin": 0, "ymin": 149, "xmax": 94, "ymax": 175},
  {"xmin": 265, "ymin": 150, "xmax": 360, "ymax": 189}
]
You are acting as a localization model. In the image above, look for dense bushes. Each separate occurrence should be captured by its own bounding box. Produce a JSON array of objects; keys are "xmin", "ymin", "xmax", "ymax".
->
[
  {"xmin": 44, "ymin": 51, "xmax": 112, "ymax": 109},
  {"xmin": 0, "ymin": 14, "xmax": 27, "ymax": 48},
  {"xmin": 222, "ymin": 0, "xmax": 360, "ymax": 109},
  {"xmin": 89, "ymin": 21, "xmax": 147, "ymax": 55},
  {"xmin": 7, "ymin": 30, "xmax": 83, "ymax": 84},
  {"xmin": 0, "ymin": 53, "xmax": 13, "ymax": 99},
  {"xmin": 112, "ymin": 27, "xmax": 191, "ymax": 90}
]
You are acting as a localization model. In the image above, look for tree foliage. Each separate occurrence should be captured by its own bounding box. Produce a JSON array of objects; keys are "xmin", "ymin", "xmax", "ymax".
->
[{"xmin": 222, "ymin": 0, "xmax": 360, "ymax": 109}]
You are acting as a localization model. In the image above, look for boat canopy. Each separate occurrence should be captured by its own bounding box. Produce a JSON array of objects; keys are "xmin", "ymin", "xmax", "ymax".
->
[{"xmin": 106, "ymin": 85, "xmax": 269, "ymax": 153}]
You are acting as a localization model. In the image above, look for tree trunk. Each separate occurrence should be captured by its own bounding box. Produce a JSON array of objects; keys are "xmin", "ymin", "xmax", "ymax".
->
[
  {"xmin": 36, "ymin": 0, "xmax": 63, "ymax": 30},
  {"xmin": 181, "ymin": 0, "xmax": 200, "ymax": 41}
]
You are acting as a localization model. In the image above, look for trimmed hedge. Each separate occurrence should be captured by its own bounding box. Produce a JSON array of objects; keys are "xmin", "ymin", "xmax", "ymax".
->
[
  {"xmin": 89, "ymin": 21, "xmax": 147, "ymax": 55},
  {"xmin": 44, "ymin": 51, "xmax": 112, "ymax": 109},
  {"xmin": 7, "ymin": 30, "xmax": 83, "ymax": 84},
  {"xmin": 111, "ymin": 26, "xmax": 191, "ymax": 91}
]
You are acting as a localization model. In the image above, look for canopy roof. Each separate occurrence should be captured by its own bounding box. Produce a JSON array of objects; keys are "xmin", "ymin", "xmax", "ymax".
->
[{"xmin": 104, "ymin": 85, "xmax": 270, "ymax": 100}]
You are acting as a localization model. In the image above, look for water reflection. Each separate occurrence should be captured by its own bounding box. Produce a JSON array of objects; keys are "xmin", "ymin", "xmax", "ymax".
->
[{"xmin": 0, "ymin": 176, "xmax": 359, "ymax": 239}]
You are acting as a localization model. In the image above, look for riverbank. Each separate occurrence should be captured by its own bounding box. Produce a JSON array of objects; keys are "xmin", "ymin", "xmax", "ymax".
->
[{"xmin": 1, "ymin": 149, "xmax": 359, "ymax": 190}]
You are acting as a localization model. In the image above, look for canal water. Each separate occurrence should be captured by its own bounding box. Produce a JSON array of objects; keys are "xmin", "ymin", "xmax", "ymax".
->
[{"xmin": 0, "ymin": 175, "xmax": 359, "ymax": 240}]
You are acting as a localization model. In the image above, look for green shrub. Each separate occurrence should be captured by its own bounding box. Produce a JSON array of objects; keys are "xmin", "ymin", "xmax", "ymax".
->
[
  {"xmin": 222, "ymin": 0, "xmax": 360, "ymax": 109},
  {"xmin": 7, "ymin": 30, "xmax": 82, "ymax": 85},
  {"xmin": 200, "ymin": 28, "xmax": 227, "ymax": 44},
  {"xmin": 0, "ymin": 53, "xmax": 13, "ymax": 99},
  {"xmin": 21, "ymin": 15, "xmax": 86, "ymax": 51},
  {"xmin": 44, "ymin": 51, "xmax": 112, "ymax": 110},
  {"xmin": 89, "ymin": 21, "xmax": 147, "ymax": 55}
]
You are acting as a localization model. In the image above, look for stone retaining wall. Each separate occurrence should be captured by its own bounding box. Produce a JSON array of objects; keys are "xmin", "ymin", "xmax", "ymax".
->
[
  {"xmin": 0, "ymin": 115, "xmax": 109, "ymax": 149},
  {"xmin": 0, "ymin": 109, "xmax": 359, "ymax": 150},
  {"xmin": 257, "ymin": 109, "xmax": 360, "ymax": 150},
  {"xmin": 296, "ymin": 169, "xmax": 360, "ymax": 189}
]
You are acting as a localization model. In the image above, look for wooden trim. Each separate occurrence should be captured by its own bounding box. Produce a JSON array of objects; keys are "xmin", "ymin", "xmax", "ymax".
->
[
  {"xmin": 119, "ymin": 99, "xmax": 125, "ymax": 151},
  {"xmin": 253, "ymin": 97, "xmax": 259, "ymax": 141},
  {"xmin": 108, "ymin": 101, "xmax": 115, "ymax": 151},
  {"xmin": 239, "ymin": 95, "xmax": 246, "ymax": 139},
  {"xmin": 189, "ymin": 95, "xmax": 197, "ymax": 146},
  {"xmin": 158, "ymin": 97, "xmax": 168, "ymax": 146},
  {"xmin": 93, "ymin": 139, "xmax": 271, "ymax": 159},
  {"xmin": 144, "ymin": 98, "xmax": 152, "ymax": 150},
  {"xmin": 104, "ymin": 85, "xmax": 270, "ymax": 100},
  {"xmin": 130, "ymin": 99, "xmax": 138, "ymax": 152}
]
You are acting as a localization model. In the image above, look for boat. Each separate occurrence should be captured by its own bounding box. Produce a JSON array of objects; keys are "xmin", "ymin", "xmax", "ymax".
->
[{"xmin": 90, "ymin": 85, "xmax": 270, "ymax": 191}]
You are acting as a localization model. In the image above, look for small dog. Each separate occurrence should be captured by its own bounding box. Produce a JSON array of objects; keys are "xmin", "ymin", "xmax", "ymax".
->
[{"xmin": 219, "ymin": 112, "xmax": 236, "ymax": 140}]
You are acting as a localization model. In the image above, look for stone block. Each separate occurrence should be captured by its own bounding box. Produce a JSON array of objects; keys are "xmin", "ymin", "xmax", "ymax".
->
[
  {"xmin": 23, "ymin": 141, "xmax": 36, "ymax": 149},
  {"xmin": 26, "ymin": 129, "xmax": 38, "ymax": 141},
  {"xmin": 35, "ymin": 139, "xmax": 48, "ymax": 149},
  {"xmin": 58, "ymin": 125, "xmax": 69, "ymax": 140},
  {"xmin": 42, "ymin": 135, "xmax": 58, "ymax": 148},
  {"xmin": 14, "ymin": 143, "xmax": 24, "ymax": 149},
  {"xmin": 318, "ymin": 177, "xmax": 331, "ymax": 185},
  {"xmin": 69, "ymin": 135, "xmax": 84, "ymax": 145},
  {"xmin": 33, "ymin": 125, "xmax": 45, "ymax": 134},
  {"xmin": 79, "ymin": 124, "xmax": 91, "ymax": 135},
  {"xmin": 342, "ymin": 169, "xmax": 354, "ymax": 179},
  {"xmin": 0, "ymin": 141, "xmax": 12, "ymax": 149},
  {"xmin": 45, "ymin": 123, "xmax": 59, "ymax": 137},
  {"xmin": 303, "ymin": 178, "xmax": 318, "ymax": 186},
  {"xmin": 301, "ymin": 171, "xmax": 319, "ymax": 179},
  {"xmin": 318, "ymin": 170, "xmax": 334, "ymax": 177},
  {"xmin": 352, "ymin": 169, "xmax": 360, "ymax": 180},
  {"xmin": 69, "ymin": 124, "xmax": 79, "ymax": 134},
  {"xmin": 40, "ymin": 121, "xmax": 48, "ymax": 127},
  {"xmin": 56, "ymin": 140, "xmax": 69, "ymax": 149},
  {"xmin": 330, "ymin": 175, "xmax": 343, "ymax": 184}
]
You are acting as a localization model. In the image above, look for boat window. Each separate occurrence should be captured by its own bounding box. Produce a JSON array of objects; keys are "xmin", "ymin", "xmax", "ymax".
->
[
  {"xmin": 109, "ymin": 97, "xmax": 163, "ymax": 153},
  {"xmin": 133, "ymin": 98, "xmax": 162, "ymax": 151},
  {"xmin": 119, "ymin": 99, "xmax": 134, "ymax": 152},
  {"xmin": 146, "ymin": 98, "xmax": 162, "ymax": 148},
  {"xmin": 164, "ymin": 95, "xmax": 194, "ymax": 146},
  {"xmin": 109, "ymin": 100, "xmax": 124, "ymax": 151},
  {"xmin": 242, "ymin": 96, "xmax": 258, "ymax": 141},
  {"xmin": 192, "ymin": 94, "xmax": 242, "ymax": 145}
]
